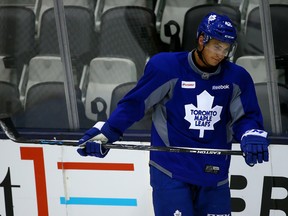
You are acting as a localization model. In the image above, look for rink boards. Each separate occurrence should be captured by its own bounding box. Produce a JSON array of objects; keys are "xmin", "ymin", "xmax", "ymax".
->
[{"xmin": 0, "ymin": 140, "xmax": 287, "ymax": 216}]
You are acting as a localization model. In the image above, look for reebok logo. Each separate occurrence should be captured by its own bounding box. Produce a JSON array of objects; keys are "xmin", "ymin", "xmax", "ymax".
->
[{"xmin": 212, "ymin": 84, "xmax": 229, "ymax": 90}]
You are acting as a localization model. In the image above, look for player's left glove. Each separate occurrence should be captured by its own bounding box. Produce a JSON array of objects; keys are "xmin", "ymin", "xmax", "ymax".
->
[
  {"xmin": 240, "ymin": 129, "xmax": 269, "ymax": 166},
  {"xmin": 77, "ymin": 121, "xmax": 121, "ymax": 158}
]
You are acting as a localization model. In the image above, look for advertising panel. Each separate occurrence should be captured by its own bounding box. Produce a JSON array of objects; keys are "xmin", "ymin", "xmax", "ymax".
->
[{"xmin": 0, "ymin": 140, "xmax": 287, "ymax": 216}]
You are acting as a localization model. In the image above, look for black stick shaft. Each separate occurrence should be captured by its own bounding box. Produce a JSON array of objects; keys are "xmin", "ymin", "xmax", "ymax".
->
[{"xmin": 0, "ymin": 118, "xmax": 243, "ymax": 155}]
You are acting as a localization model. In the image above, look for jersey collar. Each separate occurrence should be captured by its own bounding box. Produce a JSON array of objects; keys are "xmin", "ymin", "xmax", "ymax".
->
[{"xmin": 188, "ymin": 50, "xmax": 222, "ymax": 80}]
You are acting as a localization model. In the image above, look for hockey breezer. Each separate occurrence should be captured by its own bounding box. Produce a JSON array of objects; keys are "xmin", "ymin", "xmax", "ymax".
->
[{"xmin": 0, "ymin": 117, "xmax": 243, "ymax": 156}]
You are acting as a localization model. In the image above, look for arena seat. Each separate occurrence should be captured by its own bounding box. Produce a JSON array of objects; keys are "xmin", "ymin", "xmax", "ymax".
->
[
  {"xmin": 38, "ymin": 5, "xmax": 96, "ymax": 77},
  {"xmin": 94, "ymin": 0, "xmax": 156, "ymax": 30},
  {"xmin": 82, "ymin": 57, "xmax": 137, "ymax": 122},
  {"xmin": 18, "ymin": 82, "xmax": 93, "ymax": 129},
  {"xmin": 19, "ymin": 6, "xmax": 97, "ymax": 101},
  {"xmin": 235, "ymin": 55, "xmax": 285, "ymax": 84},
  {"xmin": 159, "ymin": 0, "xmax": 208, "ymax": 46},
  {"xmin": 0, "ymin": 6, "xmax": 36, "ymax": 84},
  {"xmin": 255, "ymin": 82, "xmax": 288, "ymax": 134},
  {"xmin": 0, "ymin": 81, "xmax": 23, "ymax": 119},
  {"xmin": 19, "ymin": 56, "xmax": 65, "ymax": 103},
  {"xmin": 37, "ymin": 0, "xmax": 97, "ymax": 35},
  {"xmin": 243, "ymin": 4, "xmax": 288, "ymax": 56},
  {"xmin": 97, "ymin": 6, "xmax": 165, "ymax": 79},
  {"xmin": 0, "ymin": 56, "xmax": 11, "ymax": 82}
]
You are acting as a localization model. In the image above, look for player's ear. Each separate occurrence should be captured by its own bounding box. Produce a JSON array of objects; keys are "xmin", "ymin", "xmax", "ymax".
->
[{"xmin": 197, "ymin": 35, "xmax": 204, "ymax": 49}]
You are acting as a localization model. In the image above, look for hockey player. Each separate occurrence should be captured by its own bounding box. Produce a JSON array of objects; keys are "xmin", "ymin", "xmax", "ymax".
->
[{"xmin": 77, "ymin": 12, "xmax": 269, "ymax": 215}]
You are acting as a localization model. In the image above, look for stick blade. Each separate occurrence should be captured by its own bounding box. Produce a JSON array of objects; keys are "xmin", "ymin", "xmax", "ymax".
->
[{"xmin": 0, "ymin": 117, "xmax": 20, "ymax": 141}]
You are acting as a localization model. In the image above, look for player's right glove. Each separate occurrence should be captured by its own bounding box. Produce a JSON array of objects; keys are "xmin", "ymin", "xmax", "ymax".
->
[
  {"xmin": 77, "ymin": 121, "xmax": 121, "ymax": 158},
  {"xmin": 240, "ymin": 129, "xmax": 269, "ymax": 166}
]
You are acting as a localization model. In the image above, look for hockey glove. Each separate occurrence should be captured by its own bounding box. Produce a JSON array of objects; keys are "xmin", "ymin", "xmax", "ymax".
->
[
  {"xmin": 77, "ymin": 121, "xmax": 121, "ymax": 158},
  {"xmin": 240, "ymin": 129, "xmax": 269, "ymax": 166}
]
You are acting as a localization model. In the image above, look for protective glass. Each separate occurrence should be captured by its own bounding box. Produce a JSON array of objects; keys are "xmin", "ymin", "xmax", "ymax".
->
[{"xmin": 204, "ymin": 42, "xmax": 237, "ymax": 58}]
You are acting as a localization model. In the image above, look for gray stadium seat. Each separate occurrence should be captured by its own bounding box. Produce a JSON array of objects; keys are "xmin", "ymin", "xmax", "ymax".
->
[
  {"xmin": 235, "ymin": 56, "xmax": 285, "ymax": 84},
  {"xmin": 17, "ymin": 82, "xmax": 93, "ymax": 129},
  {"xmin": 0, "ymin": 0, "xmax": 37, "ymax": 10},
  {"xmin": 83, "ymin": 57, "xmax": 137, "ymax": 122},
  {"xmin": 243, "ymin": 0, "xmax": 288, "ymax": 29},
  {"xmin": 0, "ymin": 6, "xmax": 36, "ymax": 84},
  {"xmin": 37, "ymin": 0, "xmax": 97, "ymax": 35},
  {"xmin": 95, "ymin": 0, "xmax": 156, "ymax": 30},
  {"xmin": 243, "ymin": 4, "xmax": 288, "ymax": 56},
  {"xmin": 255, "ymin": 82, "xmax": 288, "ymax": 134},
  {"xmin": 0, "ymin": 56, "xmax": 11, "ymax": 82},
  {"xmin": 19, "ymin": 56, "xmax": 66, "ymax": 103},
  {"xmin": 159, "ymin": 0, "xmax": 208, "ymax": 45},
  {"xmin": 19, "ymin": 5, "xmax": 97, "ymax": 102},
  {"xmin": 38, "ymin": 6, "xmax": 96, "ymax": 83},
  {"xmin": 0, "ymin": 81, "xmax": 23, "ymax": 118},
  {"xmin": 97, "ymin": 6, "xmax": 165, "ymax": 79}
]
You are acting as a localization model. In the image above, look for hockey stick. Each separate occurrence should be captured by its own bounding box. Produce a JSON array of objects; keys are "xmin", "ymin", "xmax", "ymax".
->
[{"xmin": 0, "ymin": 117, "xmax": 243, "ymax": 156}]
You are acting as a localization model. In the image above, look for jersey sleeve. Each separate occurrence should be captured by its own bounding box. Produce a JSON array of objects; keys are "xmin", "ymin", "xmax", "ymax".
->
[
  {"xmin": 231, "ymin": 68, "xmax": 265, "ymax": 142},
  {"xmin": 106, "ymin": 54, "xmax": 174, "ymax": 133}
]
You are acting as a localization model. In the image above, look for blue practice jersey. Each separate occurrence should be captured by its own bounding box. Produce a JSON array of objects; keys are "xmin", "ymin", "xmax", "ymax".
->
[{"xmin": 107, "ymin": 51, "xmax": 264, "ymax": 186}]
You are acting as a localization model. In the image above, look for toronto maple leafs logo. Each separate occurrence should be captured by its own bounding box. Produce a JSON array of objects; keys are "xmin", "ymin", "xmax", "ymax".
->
[
  {"xmin": 184, "ymin": 90, "xmax": 222, "ymax": 138},
  {"xmin": 208, "ymin": 14, "xmax": 217, "ymax": 23}
]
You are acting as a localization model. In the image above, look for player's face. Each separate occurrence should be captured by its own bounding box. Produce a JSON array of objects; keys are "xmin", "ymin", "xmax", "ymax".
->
[{"xmin": 202, "ymin": 39, "xmax": 231, "ymax": 66}]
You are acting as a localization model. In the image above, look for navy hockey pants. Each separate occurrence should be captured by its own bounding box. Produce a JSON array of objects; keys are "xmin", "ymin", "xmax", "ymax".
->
[{"xmin": 150, "ymin": 166, "xmax": 231, "ymax": 216}]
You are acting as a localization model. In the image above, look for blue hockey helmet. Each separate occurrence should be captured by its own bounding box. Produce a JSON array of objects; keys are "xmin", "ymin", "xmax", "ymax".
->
[{"xmin": 197, "ymin": 12, "xmax": 237, "ymax": 45}]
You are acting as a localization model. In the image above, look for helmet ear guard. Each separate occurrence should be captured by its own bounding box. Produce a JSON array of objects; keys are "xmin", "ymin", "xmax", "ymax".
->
[
  {"xmin": 227, "ymin": 42, "xmax": 237, "ymax": 58},
  {"xmin": 202, "ymin": 33, "xmax": 211, "ymax": 45}
]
